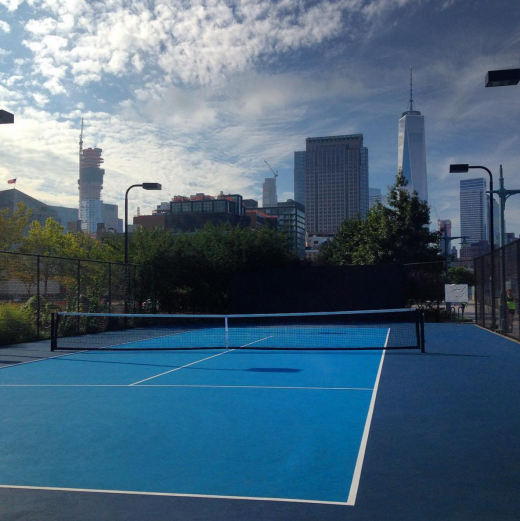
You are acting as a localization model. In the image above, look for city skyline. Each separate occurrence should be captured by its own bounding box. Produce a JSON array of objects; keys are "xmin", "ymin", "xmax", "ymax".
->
[{"xmin": 0, "ymin": 1, "xmax": 519, "ymax": 238}]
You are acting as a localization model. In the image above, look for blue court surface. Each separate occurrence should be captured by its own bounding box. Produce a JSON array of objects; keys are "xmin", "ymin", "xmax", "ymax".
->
[{"xmin": 1, "ymin": 323, "xmax": 520, "ymax": 520}]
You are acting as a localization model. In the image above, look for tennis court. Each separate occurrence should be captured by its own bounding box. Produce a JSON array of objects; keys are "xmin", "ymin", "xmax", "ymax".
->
[
  {"xmin": 0, "ymin": 309, "xmax": 422, "ymax": 505},
  {"xmin": 1, "ymin": 318, "xmax": 520, "ymax": 520}
]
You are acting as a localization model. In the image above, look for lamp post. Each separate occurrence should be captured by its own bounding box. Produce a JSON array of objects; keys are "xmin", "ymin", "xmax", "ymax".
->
[
  {"xmin": 450, "ymin": 164, "xmax": 496, "ymax": 329},
  {"xmin": 485, "ymin": 67, "xmax": 519, "ymax": 332},
  {"xmin": 441, "ymin": 228, "xmax": 468, "ymax": 281},
  {"xmin": 125, "ymin": 183, "xmax": 162, "ymax": 264},
  {"xmin": 449, "ymin": 164, "xmax": 494, "ymax": 251}
]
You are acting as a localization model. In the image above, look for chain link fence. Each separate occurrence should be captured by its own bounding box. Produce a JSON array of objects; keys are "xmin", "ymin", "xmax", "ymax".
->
[
  {"xmin": 475, "ymin": 240, "xmax": 520, "ymax": 338},
  {"xmin": 0, "ymin": 251, "xmax": 138, "ymax": 345}
]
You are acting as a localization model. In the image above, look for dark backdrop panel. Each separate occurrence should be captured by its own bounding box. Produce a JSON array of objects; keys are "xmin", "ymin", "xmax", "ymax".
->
[{"xmin": 229, "ymin": 265, "xmax": 405, "ymax": 313}]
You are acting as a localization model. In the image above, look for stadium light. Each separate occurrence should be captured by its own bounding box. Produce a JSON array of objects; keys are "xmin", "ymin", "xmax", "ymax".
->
[
  {"xmin": 485, "ymin": 69, "xmax": 520, "ymax": 88},
  {"xmin": 0, "ymin": 110, "xmax": 14, "ymax": 124},
  {"xmin": 125, "ymin": 183, "xmax": 162, "ymax": 264}
]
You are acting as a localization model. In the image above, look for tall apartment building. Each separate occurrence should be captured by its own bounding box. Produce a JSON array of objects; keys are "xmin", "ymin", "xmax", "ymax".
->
[
  {"xmin": 102, "ymin": 203, "xmax": 123, "ymax": 233},
  {"xmin": 397, "ymin": 68, "xmax": 428, "ymax": 202},
  {"xmin": 305, "ymin": 134, "xmax": 368, "ymax": 235},
  {"xmin": 262, "ymin": 178, "xmax": 278, "ymax": 207},
  {"xmin": 294, "ymin": 151, "xmax": 306, "ymax": 206},
  {"xmin": 460, "ymin": 178, "xmax": 488, "ymax": 248},
  {"xmin": 79, "ymin": 147, "xmax": 104, "ymax": 234}
]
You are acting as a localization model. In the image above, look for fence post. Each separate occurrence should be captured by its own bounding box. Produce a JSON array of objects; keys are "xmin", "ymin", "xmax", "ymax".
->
[
  {"xmin": 133, "ymin": 266, "xmax": 137, "ymax": 313},
  {"xmin": 490, "ymin": 250, "xmax": 496, "ymax": 330},
  {"xmin": 108, "ymin": 262, "xmax": 112, "ymax": 313},
  {"xmin": 473, "ymin": 257, "xmax": 478, "ymax": 324},
  {"xmin": 36, "ymin": 254, "xmax": 40, "ymax": 340}
]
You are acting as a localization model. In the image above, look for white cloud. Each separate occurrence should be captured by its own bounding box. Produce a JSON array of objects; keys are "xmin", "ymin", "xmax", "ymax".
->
[
  {"xmin": 16, "ymin": 0, "xmax": 422, "ymax": 92},
  {"xmin": 0, "ymin": 0, "xmax": 23, "ymax": 11},
  {"xmin": 0, "ymin": 20, "xmax": 10, "ymax": 32}
]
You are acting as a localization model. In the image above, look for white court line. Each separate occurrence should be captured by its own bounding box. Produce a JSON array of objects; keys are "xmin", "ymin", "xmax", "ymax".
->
[
  {"xmin": 0, "ymin": 384, "xmax": 373, "ymax": 390},
  {"xmin": 128, "ymin": 335, "xmax": 273, "ymax": 386},
  {"xmin": 0, "ymin": 485, "xmax": 349, "ymax": 505},
  {"xmin": 384, "ymin": 328, "xmax": 391, "ymax": 349},
  {"xmin": 346, "ymin": 328, "xmax": 390, "ymax": 506},
  {"xmin": 128, "ymin": 350, "xmax": 234, "ymax": 386}
]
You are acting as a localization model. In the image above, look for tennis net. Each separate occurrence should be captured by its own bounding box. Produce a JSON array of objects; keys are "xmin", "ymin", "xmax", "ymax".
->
[{"xmin": 51, "ymin": 309, "xmax": 425, "ymax": 352}]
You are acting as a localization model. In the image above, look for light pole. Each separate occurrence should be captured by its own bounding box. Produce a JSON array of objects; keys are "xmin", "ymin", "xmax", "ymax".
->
[
  {"xmin": 125, "ymin": 183, "xmax": 162, "ymax": 264},
  {"xmin": 449, "ymin": 164, "xmax": 494, "ymax": 251},
  {"xmin": 450, "ymin": 164, "xmax": 496, "ymax": 329},
  {"xmin": 441, "ymin": 228, "xmax": 468, "ymax": 281},
  {"xmin": 484, "ymin": 69, "xmax": 519, "ymax": 331}
]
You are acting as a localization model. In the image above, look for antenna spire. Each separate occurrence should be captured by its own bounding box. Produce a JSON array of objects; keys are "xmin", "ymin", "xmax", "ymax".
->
[{"xmin": 409, "ymin": 66, "xmax": 414, "ymax": 112}]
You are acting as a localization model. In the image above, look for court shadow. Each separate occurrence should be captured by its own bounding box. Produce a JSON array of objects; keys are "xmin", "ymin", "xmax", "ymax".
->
[{"xmin": 247, "ymin": 368, "xmax": 302, "ymax": 373}]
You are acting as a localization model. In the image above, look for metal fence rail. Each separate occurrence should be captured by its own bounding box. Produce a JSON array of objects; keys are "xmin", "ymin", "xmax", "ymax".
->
[
  {"xmin": 475, "ymin": 239, "xmax": 520, "ymax": 339},
  {"xmin": 0, "ymin": 251, "xmax": 137, "ymax": 344}
]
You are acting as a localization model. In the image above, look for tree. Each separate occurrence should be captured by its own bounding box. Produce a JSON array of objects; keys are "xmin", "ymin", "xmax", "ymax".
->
[
  {"xmin": 448, "ymin": 266, "xmax": 475, "ymax": 285},
  {"xmin": 129, "ymin": 223, "xmax": 296, "ymax": 313},
  {"xmin": 0, "ymin": 203, "xmax": 32, "ymax": 250},
  {"xmin": 316, "ymin": 171, "xmax": 442, "ymax": 266}
]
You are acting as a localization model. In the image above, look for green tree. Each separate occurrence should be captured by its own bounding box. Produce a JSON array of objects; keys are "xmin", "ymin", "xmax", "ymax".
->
[
  {"xmin": 129, "ymin": 223, "xmax": 296, "ymax": 313},
  {"xmin": 448, "ymin": 266, "xmax": 475, "ymax": 285},
  {"xmin": 0, "ymin": 203, "xmax": 32, "ymax": 250},
  {"xmin": 316, "ymin": 172, "xmax": 442, "ymax": 266}
]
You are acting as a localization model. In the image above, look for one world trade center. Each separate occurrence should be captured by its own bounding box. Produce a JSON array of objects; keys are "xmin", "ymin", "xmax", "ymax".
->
[{"xmin": 397, "ymin": 68, "xmax": 428, "ymax": 202}]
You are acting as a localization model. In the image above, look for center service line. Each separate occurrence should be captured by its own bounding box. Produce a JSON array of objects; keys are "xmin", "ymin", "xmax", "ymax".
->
[
  {"xmin": 128, "ymin": 349, "xmax": 235, "ymax": 386},
  {"xmin": 128, "ymin": 335, "xmax": 272, "ymax": 386}
]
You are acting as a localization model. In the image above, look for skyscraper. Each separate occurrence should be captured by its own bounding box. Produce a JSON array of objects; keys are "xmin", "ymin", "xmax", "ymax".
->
[
  {"xmin": 397, "ymin": 68, "xmax": 428, "ymax": 202},
  {"xmin": 294, "ymin": 151, "xmax": 306, "ymax": 206},
  {"xmin": 460, "ymin": 178, "xmax": 488, "ymax": 244},
  {"xmin": 79, "ymin": 147, "xmax": 104, "ymax": 234},
  {"xmin": 305, "ymin": 134, "xmax": 369, "ymax": 235},
  {"xmin": 369, "ymin": 187, "xmax": 383, "ymax": 208},
  {"xmin": 262, "ymin": 178, "xmax": 278, "ymax": 207}
]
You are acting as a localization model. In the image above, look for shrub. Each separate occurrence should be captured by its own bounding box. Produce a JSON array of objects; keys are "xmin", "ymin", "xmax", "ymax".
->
[{"xmin": 0, "ymin": 303, "xmax": 37, "ymax": 346}]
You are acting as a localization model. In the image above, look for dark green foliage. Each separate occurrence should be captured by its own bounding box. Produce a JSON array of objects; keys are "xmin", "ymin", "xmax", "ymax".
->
[
  {"xmin": 316, "ymin": 172, "xmax": 442, "ymax": 266},
  {"xmin": 0, "ymin": 303, "xmax": 37, "ymax": 345},
  {"xmin": 448, "ymin": 266, "xmax": 475, "ymax": 285},
  {"xmin": 130, "ymin": 223, "xmax": 296, "ymax": 313}
]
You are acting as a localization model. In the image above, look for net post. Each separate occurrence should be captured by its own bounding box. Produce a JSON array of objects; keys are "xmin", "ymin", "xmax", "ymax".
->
[
  {"xmin": 420, "ymin": 310, "xmax": 426, "ymax": 353},
  {"xmin": 50, "ymin": 313, "xmax": 56, "ymax": 351},
  {"xmin": 225, "ymin": 315, "xmax": 229, "ymax": 348}
]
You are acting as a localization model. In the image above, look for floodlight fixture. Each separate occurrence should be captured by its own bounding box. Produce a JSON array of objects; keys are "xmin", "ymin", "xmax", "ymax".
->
[
  {"xmin": 485, "ymin": 69, "xmax": 520, "ymax": 88},
  {"xmin": 449, "ymin": 164, "xmax": 470, "ymax": 174},
  {"xmin": 0, "ymin": 110, "xmax": 14, "ymax": 124}
]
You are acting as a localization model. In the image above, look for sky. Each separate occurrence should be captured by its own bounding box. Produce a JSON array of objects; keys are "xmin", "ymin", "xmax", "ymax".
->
[{"xmin": 0, "ymin": 0, "xmax": 519, "ymax": 240}]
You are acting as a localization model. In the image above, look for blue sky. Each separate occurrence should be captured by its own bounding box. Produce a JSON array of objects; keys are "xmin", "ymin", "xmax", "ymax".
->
[{"xmin": 0, "ymin": 0, "xmax": 519, "ymax": 239}]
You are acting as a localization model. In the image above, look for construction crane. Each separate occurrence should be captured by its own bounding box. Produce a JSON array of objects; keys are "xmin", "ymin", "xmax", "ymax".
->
[{"xmin": 264, "ymin": 160, "xmax": 278, "ymax": 181}]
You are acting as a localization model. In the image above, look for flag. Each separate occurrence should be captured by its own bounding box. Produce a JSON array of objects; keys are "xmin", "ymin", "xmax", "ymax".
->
[{"xmin": 7, "ymin": 179, "xmax": 16, "ymax": 184}]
